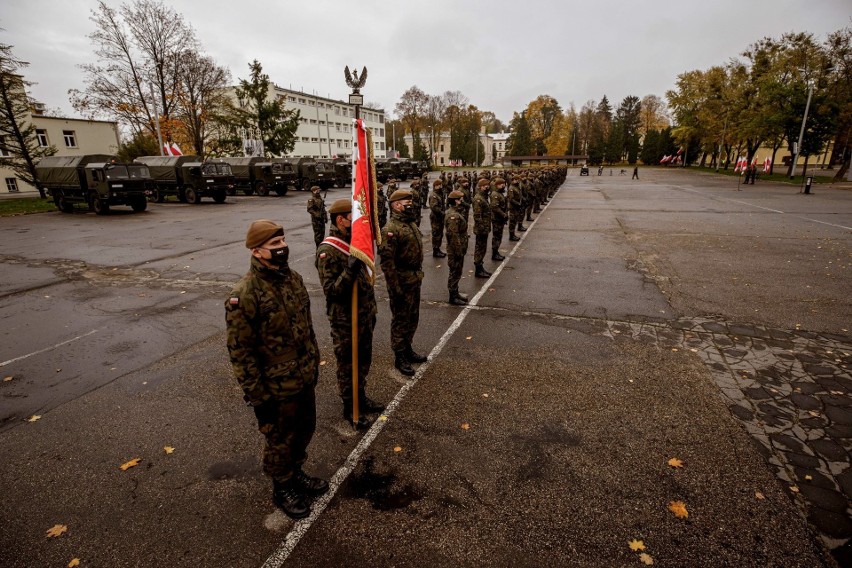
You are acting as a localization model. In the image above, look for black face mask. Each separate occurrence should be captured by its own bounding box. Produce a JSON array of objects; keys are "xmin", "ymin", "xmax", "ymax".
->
[{"xmin": 265, "ymin": 246, "xmax": 289, "ymax": 267}]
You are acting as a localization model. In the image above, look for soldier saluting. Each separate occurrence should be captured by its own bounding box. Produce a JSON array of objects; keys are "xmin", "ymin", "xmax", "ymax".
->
[
  {"xmin": 315, "ymin": 199, "xmax": 385, "ymax": 430},
  {"xmin": 225, "ymin": 220, "xmax": 327, "ymax": 520},
  {"xmin": 379, "ymin": 189, "xmax": 427, "ymax": 376}
]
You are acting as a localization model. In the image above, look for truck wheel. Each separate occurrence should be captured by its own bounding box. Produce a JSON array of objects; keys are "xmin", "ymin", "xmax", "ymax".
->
[
  {"xmin": 91, "ymin": 192, "xmax": 110, "ymax": 215},
  {"xmin": 213, "ymin": 190, "xmax": 227, "ymax": 203},
  {"xmin": 131, "ymin": 197, "xmax": 148, "ymax": 212},
  {"xmin": 226, "ymin": 188, "xmax": 236, "ymax": 196},
  {"xmin": 184, "ymin": 187, "xmax": 200, "ymax": 204},
  {"xmin": 255, "ymin": 182, "xmax": 269, "ymax": 196},
  {"xmin": 178, "ymin": 188, "xmax": 188, "ymax": 203},
  {"xmin": 275, "ymin": 186, "xmax": 288, "ymax": 196},
  {"xmin": 56, "ymin": 192, "xmax": 74, "ymax": 213},
  {"xmin": 243, "ymin": 186, "xmax": 254, "ymax": 196},
  {"xmin": 301, "ymin": 179, "xmax": 311, "ymax": 191},
  {"xmin": 148, "ymin": 188, "xmax": 164, "ymax": 203}
]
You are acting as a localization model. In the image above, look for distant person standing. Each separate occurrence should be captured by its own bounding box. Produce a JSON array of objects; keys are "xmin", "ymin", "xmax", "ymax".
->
[
  {"xmin": 306, "ymin": 186, "xmax": 327, "ymax": 247},
  {"xmin": 632, "ymin": 166, "xmax": 639, "ymax": 180}
]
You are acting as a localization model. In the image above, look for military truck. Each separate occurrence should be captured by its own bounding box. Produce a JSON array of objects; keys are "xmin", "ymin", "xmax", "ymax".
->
[
  {"xmin": 412, "ymin": 160, "xmax": 429, "ymax": 177},
  {"xmin": 374, "ymin": 158, "xmax": 397, "ymax": 183},
  {"xmin": 282, "ymin": 157, "xmax": 319, "ymax": 191},
  {"xmin": 270, "ymin": 158, "xmax": 299, "ymax": 190},
  {"xmin": 394, "ymin": 157, "xmax": 414, "ymax": 180},
  {"xmin": 221, "ymin": 157, "xmax": 289, "ymax": 196},
  {"xmin": 314, "ymin": 159, "xmax": 338, "ymax": 191},
  {"xmin": 134, "ymin": 155, "xmax": 234, "ymax": 204},
  {"xmin": 35, "ymin": 154, "xmax": 150, "ymax": 215},
  {"xmin": 333, "ymin": 157, "xmax": 352, "ymax": 187}
]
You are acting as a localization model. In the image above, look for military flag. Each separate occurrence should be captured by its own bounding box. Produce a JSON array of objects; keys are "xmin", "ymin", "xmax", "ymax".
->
[{"xmin": 350, "ymin": 119, "xmax": 382, "ymax": 281}]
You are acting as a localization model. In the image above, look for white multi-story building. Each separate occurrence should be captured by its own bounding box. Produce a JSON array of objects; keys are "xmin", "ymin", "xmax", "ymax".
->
[
  {"xmin": 267, "ymin": 85, "xmax": 386, "ymax": 159},
  {"xmin": 490, "ymin": 132, "xmax": 510, "ymax": 162}
]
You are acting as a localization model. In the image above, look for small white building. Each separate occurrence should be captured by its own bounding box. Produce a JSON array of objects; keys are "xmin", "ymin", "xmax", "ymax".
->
[
  {"xmin": 405, "ymin": 130, "xmax": 505, "ymax": 167},
  {"xmin": 0, "ymin": 107, "xmax": 120, "ymax": 196}
]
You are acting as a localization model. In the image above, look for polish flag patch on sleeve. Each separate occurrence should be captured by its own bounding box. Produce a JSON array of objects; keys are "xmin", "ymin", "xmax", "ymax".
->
[
  {"xmin": 319, "ymin": 252, "xmax": 327, "ymax": 259},
  {"xmin": 387, "ymin": 232, "xmax": 394, "ymax": 238},
  {"xmin": 229, "ymin": 297, "xmax": 239, "ymax": 305}
]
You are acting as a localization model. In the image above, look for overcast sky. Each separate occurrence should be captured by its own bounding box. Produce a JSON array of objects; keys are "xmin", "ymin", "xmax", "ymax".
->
[{"xmin": 3, "ymin": 0, "xmax": 850, "ymax": 127}]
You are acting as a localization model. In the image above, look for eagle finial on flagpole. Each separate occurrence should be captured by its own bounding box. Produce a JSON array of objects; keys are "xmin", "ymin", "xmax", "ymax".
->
[{"xmin": 344, "ymin": 66, "xmax": 368, "ymax": 92}]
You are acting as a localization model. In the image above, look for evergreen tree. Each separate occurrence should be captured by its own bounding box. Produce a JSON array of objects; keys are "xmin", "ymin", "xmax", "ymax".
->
[
  {"xmin": 640, "ymin": 129, "xmax": 660, "ymax": 164},
  {"xmin": 116, "ymin": 130, "xmax": 159, "ymax": 162},
  {"xmin": 0, "ymin": 42, "xmax": 56, "ymax": 198},
  {"xmin": 506, "ymin": 112, "xmax": 533, "ymax": 156}
]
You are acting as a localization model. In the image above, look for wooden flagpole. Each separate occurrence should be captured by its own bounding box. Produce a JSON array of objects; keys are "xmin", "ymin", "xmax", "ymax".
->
[{"xmin": 351, "ymin": 280, "xmax": 359, "ymax": 427}]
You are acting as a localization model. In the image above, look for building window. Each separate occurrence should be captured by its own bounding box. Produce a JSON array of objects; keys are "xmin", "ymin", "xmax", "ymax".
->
[
  {"xmin": 288, "ymin": 96, "xmax": 296, "ymax": 102},
  {"xmin": 309, "ymin": 119, "xmax": 317, "ymax": 124},
  {"xmin": 302, "ymin": 137, "xmax": 310, "ymax": 142},
  {"xmin": 308, "ymin": 100, "xmax": 315, "ymax": 106},
  {"xmin": 36, "ymin": 129, "xmax": 49, "ymax": 147},
  {"xmin": 319, "ymin": 120, "xmax": 325, "ymax": 125},
  {"xmin": 0, "ymin": 136, "xmax": 9, "ymax": 157},
  {"xmin": 5, "ymin": 178, "xmax": 19, "ymax": 192},
  {"xmin": 379, "ymin": 115, "xmax": 384, "ymax": 124},
  {"xmin": 311, "ymin": 138, "xmax": 318, "ymax": 142},
  {"xmin": 320, "ymin": 138, "xmax": 326, "ymax": 143},
  {"xmin": 63, "ymin": 130, "xmax": 77, "ymax": 147},
  {"xmin": 344, "ymin": 140, "xmax": 350, "ymax": 148},
  {"xmin": 440, "ymin": 144, "xmax": 444, "ymax": 152},
  {"xmin": 380, "ymin": 142, "xmax": 385, "ymax": 150},
  {"xmin": 334, "ymin": 106, "xmax": 340, "ymax": 115},
  {"xmin": 380, "ymin": 128, "xmax": 384, "ymax": 137},
  {"xmin": 440, "ymin": 157, "xmax": 444, "ymax": 165}
]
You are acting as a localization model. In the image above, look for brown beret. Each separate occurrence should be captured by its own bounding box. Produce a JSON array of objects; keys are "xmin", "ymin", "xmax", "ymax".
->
[
  {"xmin": 389, "ymin": 189, "xmax": 413, "ymax": 202},
  {"xmin": 494, "ymin": 177, "xmax": 506, "ymax": 185},
  {"xmin": 433, "ymin": 179, "xmax": 443, "ymax": 187},
  {"xmin": 476, "ymin": 178, "xmax": 490, "ymax": 188},
  {"xmin": 448, "ymin": 190, "xmax": 464, "ymax": 199},
  {"xmin": 328, "ymin": 198, "xmax": 351, "ymax": 215},
  {"xmin": 245, "ymin": 219, "xmax": 283, "ymax": 248},
  {"xmin": 310, "ymin": 185, "xmax": 321, "ymax": 191}
]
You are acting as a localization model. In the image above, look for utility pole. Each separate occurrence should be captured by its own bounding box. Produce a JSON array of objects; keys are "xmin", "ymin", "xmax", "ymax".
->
[
  {"xmin": 149, "ymin": 84, "xmax": 164, "ymax": 156},
  {"xmin": 790, "ymin": 80, "xmax": 814, "ymax": 180}
]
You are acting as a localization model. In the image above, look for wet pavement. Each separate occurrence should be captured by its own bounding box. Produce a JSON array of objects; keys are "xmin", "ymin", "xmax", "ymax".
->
[{"xmin": 0, "ymin": 168, "xmax": 850, "ymax": 567}]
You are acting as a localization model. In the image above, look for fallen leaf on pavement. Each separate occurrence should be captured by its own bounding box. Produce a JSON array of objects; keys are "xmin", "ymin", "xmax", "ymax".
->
[
  {"xmin": 790, "ymin": 486, "xmax": 800, "ymax": 493},
  {"xmin": 667, "ymin": 458, "xmax": 684, "ymax": 468},
  {"xmin": 46, "ymin": 524, "xmax": 68, "ymax": 538},
  {"xmin": 482, "ymin": 393, "xmax": 489, "ymax": 398},
  {"xmin": 805, "ymin": 475, "xmax": 812, "ymax": 481},
  {"xmin": 465, "ymin": 336, "xmax": 472, "ymax": 340},
  {"xmin": 755, "ymin": 491, "xmax": 765, "ymax": 500},
  {"xmin": 668, "ymin": 500, "xmax": 688, "ymax": 519},
  {"xmin": 628, "ymin": 539, "xmax": 645, "ymax": 551},
  {"xmin": 460, "ymin": 423, "xmax": 470, "ymax": 430},
  {"xmin": 379, "ymin": 415, "xmax": 388, "ymax": 422},
  {"xmin": 393, "ymin": 446, "xmax": 402, "ymax": 453},
  {"xmin": 639, "ymin": 552, "xmax": 654, "ymax": 565},
  {"xmin": 319, "ymin": 360, "xmax": 326, "ymax": 366},
  {"xmin": 68, "ymin": 559, "xmax": 81, "ymax": 567},
  {"xmin": 164, "ymin": 446, "xmax": 175, "ymax": 454},
  {"xmin": 27, "ymin": 415, "xmax": 41, "ymax": 422},
  {"xmin": 120, "ymin": 458, "xmax": 141, "ymax": 471},
  {"xmin": 3, "ymin": 376, "xmax": 12, "ymax": 382}
]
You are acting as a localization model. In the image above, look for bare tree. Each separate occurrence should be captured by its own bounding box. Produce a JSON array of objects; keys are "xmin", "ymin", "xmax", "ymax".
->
[
  {"xmin": 394, "ymin": 86, "xmax": 429, "ymax": 159},
  {"xmin": 0, "ymin": 42, "xmax": 56, "ymax": 198},
  {"xmin": 175, "ymin": 50, "xmax": 230, "ymax": 156}
]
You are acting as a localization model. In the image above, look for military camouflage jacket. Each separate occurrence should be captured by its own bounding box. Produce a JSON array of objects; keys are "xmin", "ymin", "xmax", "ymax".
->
[
  {"xmin": 507, "ymin": 183, "xmax": 523, "ymax": 209},
  {"xmin": 376, "ymin": 188, "xmax": 387, "ymax": 220},
  {"xmin": 307, "ymin": 193, "xmax": 328, "ymax": 222},
  {"xmin": 444, "ymin": 205, "xmax": 469, "ymax": 256},
  {"xmin": 429, "ymin": 189, "xmax": 445, "ymax": 217},
  {"xmin": 379, "ymin": 210, "xmax": 424, "ymax": 292},
  {"xmin": 315, "ymin": 228, "xmax": 377, "ymax": 321},
  {"xmin": 225, "ymin": 257, "xmax": 320, "ymax": 405},
  {"xmin": 472, "ymin": 191, "xmax": 491, "ymax": 236},
  {"xmin": 491, "ymin": 190, "xmax": 508, "ymax": 225}
]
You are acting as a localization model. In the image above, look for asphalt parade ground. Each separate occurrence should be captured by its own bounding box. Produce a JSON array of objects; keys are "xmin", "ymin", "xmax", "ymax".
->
[{"xmin": 1, "ymin": 168, "xmax": 850, "ymax": 567}]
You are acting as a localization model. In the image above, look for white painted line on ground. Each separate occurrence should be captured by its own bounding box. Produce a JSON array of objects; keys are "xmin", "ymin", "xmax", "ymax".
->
[
  {"xmin": 0, "ymin": 329, "xmax": 98, "ymax": 368},
  {"xmin": 677, "ymin": 186, "xmax": 852, "ymax": 230},
  {"xmin": 260, "ymin": 187, "xmax": 560, "ymax": 568}
]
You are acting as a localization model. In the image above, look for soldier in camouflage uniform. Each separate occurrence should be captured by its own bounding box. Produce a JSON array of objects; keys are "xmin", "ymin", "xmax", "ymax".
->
[
  {"xmin": 376, "ymin": 181, "xmax": 388, "ymax": 229},
  {"xmin": 225, "ymin": 220, "xmax": 327, "ymax": 520},
  {"xmin": 379, "ymin": 189, "xmax": 427, "ymax": 376},
  {"xmin": 445, "ymin": 189, "xmax": 469, "ymax": 305},
  {"xmin": 429, "ymin": 179, "xmax": 447, "ymax": 258},
  {"xmin": 315, "ymin": 199, "xmax": 384, "ymax": 430},
  {"xmin": 523, "ymin": 174, "xmax": 535, "ymax": 222},
  {"xmin": 472, "ymin": 179, "xmax": 492, "ymax": 278},
  {"xmin": 490, "ymin": 177, "xmax": 508, "ymax": 261},
  {"xmin": 306, "ymin": 186, "xmax": 327, "ymax": 247},
  {"xmin": 410, "ymin": 180, "xmax": 424, "ymax": 228},
  {"xmin": 507, "ymin": 176, "xmax": 525, "ymax": 241},
  {"xmin": 457, "ymin": 177, "xmax": 472, "ymax": 223}
]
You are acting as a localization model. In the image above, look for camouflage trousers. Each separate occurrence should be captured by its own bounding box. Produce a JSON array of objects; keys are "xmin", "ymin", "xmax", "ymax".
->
[
  {"xmin": 525, "ymin": 201, "xmax": 534, "ymax": 220},
  {"xmin": 430, "ymin": 213, "xmax": 444, "ymax": 251},
  {"xmin": 447, "ymin": 249, "xmax": 466, "ymax": 294},
  {"xmin": 330, "ymin": 313, "xmax": 376, "ymax": 401},
  {"xmin": 259, "ymin": 386, "xmax": 316, "ymax": 483},
  {"xmin": 388, "ymin": 284, "xmax": 421, "ymax": 352},
  {"xmin": 492, "ymin": 223, "xmax": 505, "ymax": 254},
  {"xmin": 474, "ymin": 233, "xmax": 488, "ymax": 265},
  {"xmin": 311, "ymin": 218, "xmax": 326, "ymax": 247},
  {"xmin": 509, "ymin": 209, "xmax": 524, "ymax": 233}
]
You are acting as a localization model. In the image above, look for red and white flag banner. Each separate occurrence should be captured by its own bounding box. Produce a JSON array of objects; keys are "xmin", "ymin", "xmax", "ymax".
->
[{"xmin": 351, "ymin": 119, "xmax": 381, "ymax": 282}]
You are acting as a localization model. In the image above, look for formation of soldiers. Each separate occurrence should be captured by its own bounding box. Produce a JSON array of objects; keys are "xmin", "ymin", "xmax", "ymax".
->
[{"xmin": 227, "ymin": 166, "xmax": 567, "ymax": 521}]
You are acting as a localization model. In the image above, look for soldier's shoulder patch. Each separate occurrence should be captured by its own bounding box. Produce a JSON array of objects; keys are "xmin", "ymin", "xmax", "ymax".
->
[
  {"xmin": 319, "ymin": 252, "xmax": 327, "ymax": 259},
  {"xmin": 229, "ymin": 297, "xmax": 239, "ymax": 305},
  {"xmin": 387, "ymin": 232, "xmax": 394, "ymax": 237}
]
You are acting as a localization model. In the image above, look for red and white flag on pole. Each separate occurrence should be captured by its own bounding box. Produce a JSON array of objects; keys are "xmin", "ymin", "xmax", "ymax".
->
[
  {"xmin": 763, "ymin": 157, "xmax": 772, "ymax": 173},
  {"xmin": 163, "ymin": 142, "xmax": 182, "ymax": 156},
  {"xmin": 351, "ymin": 119, "xmax": 381, "ymax": 281}
]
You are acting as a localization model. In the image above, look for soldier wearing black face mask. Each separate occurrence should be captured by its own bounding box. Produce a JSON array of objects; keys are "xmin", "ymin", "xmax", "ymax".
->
[
  {"xmin": 379, "ymin": 189, "xmax": 426, "ymax": 376},
  {"xmin": 225, "ymin": 220, "xmax": 326, "ymax": 520}
]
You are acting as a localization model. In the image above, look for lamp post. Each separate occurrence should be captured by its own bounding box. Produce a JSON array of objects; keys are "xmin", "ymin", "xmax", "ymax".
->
[{"xmin": 790, "ymin": 80, "xmax": 814, "ymax": 180}]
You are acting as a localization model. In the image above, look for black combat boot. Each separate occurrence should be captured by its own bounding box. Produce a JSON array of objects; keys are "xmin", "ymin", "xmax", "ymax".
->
[
  {"xmin": 526, "ymin": 215, "xmax": 533, "ymax": 222},
  {"xmin": 272, "ymin": 479, "xmax": 311, "ymax": 519},
  {"xmin": 509, "ymin": 232, "xmax": 520, "ymax": 241},
  {"xmin": 358, "ymin": 392, "xmax": 386, "ymax": 414},
  {"xmin": 432, "ymin": 249, "xmax": 447, "ymax": 258},
  {"xmin": 405, "ymin": 345, "xmax": 428, "ymax": 364},
  {"xmin": 342, "ymin": 400, "xmax": 372, "ymax": 430},
  {"xmin": 517, "ymin": 224, "xmax": 527, "ymax": 232},
  {"xmin": 394, "ymin": 350, "xmax": 415, "ymax": 376},
  {"xmin": 294, "ymin": 468, "xmax": 329, "ymax": 497},
  {"xmin": 449, "ymin": 292, "xmax": 469, "ymax": 306},
  {"xmin": 492, "ymin": 250, "xmax": 505, "ymax": 261},
  {"xmin": 475, "ymin": 264, "xmax": 492, "ymax": 278}
]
